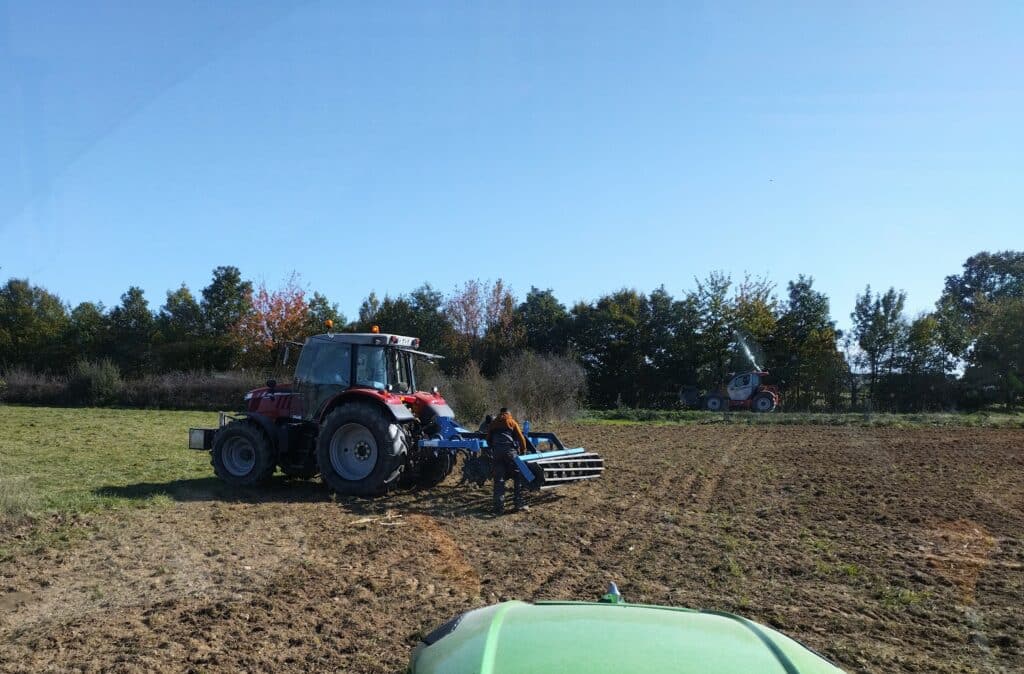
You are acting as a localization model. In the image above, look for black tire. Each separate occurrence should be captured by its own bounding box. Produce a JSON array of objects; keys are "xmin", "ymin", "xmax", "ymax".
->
[
  {"xmin": 752, "ymin": 392, "xmax": 776, "ymax": 413},
  {"xmin": 705, "ymin": 395, "xmax": 727, "ymax": 412},
  {"xmin": 211, "ymin": 421, "xmax": 276, "ymax": 486},
  {"xmin": 415, "ymin": 451, "xmax": 454, "ymax": 489},
  {"xmin": 679, "ymin": 386, "xmax": 701, "ymax": 408},
  {"xmin": 316, "ymin": 403, "xmax": 409, "ymax": 497}
]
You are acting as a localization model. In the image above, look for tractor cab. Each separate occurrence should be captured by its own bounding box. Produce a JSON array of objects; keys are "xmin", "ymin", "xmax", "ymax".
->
[
  {"xmin": 293, "ymin": 333, "xmax": 415, "ymax": 416},
  {"xmin": 244, "ymin": 331, "xmax": 443, "ymax": 423},
  {"xmin": 726, "ymin": 371, "xmax": 763, "ymax": 401}
]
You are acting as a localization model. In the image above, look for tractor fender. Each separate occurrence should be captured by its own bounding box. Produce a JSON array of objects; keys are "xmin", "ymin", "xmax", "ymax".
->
[
  {"xmin": 407, "ymin": 391, "xmax": 457, "ymax": 424},
  {"xmin": 421, "ymin": 402, "xmax": 456, "ymax": 421},
  {"xmin": 231, "ymin": 412, "xmax": 280, "ymax": 450},
  {"xmin": 317, "ymin": 390, "xmax": 415, "ymax": 424}
]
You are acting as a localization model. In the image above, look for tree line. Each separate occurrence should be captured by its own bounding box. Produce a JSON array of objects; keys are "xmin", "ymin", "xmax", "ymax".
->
[{"xmin": 1, "ymin": 251, "xmax": 1022, "ymax": 411}]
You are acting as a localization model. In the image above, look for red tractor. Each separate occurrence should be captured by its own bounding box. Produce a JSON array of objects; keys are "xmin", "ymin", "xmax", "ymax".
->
[
  {"xmin": 680, "ymin": 371, "xmax": 781, "ymax": 413},
  {"xmin": 188, "ymin": 328, "xmax": 603, "ymax": 496}
]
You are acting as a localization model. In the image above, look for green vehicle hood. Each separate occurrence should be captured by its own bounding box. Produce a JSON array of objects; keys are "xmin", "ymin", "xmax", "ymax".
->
[{"xmin": 410, "ymin": 601, "xmax": 844, "ymax": 674}]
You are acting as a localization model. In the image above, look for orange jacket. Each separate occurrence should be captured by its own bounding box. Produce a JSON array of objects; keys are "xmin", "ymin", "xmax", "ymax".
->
[{"xmin": 487, "ymin": 411, "xmax": 532, "ymax": 454}]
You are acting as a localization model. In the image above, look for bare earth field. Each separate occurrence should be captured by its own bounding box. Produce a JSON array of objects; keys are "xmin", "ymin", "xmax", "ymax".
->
[{"xmin": 1, "ymin": 421, "xmax": 1022, "ymax": 673}]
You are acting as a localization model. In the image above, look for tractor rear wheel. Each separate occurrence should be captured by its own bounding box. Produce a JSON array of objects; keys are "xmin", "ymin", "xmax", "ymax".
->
[
  {"xmin": 212, "ymin": 421, "xmax": 276, "ymax": 486},
  {"xmin": 316, "ymin": 403, "xmax": 409, "ymax": 497},
  {"xmin": 705, "ymin": 395, "xmax": 727, "ymax": 412},
  {"xmin": 752, "ymin": 393, "xmax": 776, "ymax": 412}
]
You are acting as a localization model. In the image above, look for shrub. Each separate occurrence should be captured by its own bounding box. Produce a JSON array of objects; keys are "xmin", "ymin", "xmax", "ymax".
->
[
  {"xmin": 121, "ymin": 370, "xmax": 262, "ymax": 410},
  {"xmin": 0, "ymin": 367, "xmax": 67, "ymax": 405},
  {"xmin": 493, "ymin": 351, "xmax": 587, "ymax": 421},
  {"xmin": 444, "ymin": 360, "xmax": 495, "ymax": 426},
  {"xmin": 68, "ymin": 359, "xmax": 123, "ymax": 406},
  {"xmin": 414, "ymin": 359, "xmax": 450, "ymax": 393},
  {"xmin": 0, "ymin": 364, "xmax": 264, "ymax": 410}
]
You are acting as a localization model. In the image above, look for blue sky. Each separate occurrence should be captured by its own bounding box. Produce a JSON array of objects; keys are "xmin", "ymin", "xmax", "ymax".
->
[{"xmin": 2, "ymin": 1, "xmax": 1021, "ymax": 331}]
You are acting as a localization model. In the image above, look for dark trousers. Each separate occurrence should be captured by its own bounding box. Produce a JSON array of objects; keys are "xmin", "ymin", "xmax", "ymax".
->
[{"xmin": 492, "ymin": 448, "xmax": 525, "ymax": 511}]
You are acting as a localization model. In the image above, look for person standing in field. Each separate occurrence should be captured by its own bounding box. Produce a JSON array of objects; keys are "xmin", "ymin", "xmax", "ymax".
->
[{"xmin": 487, "ymin": 407, "xmax": 531, "ymax": 515}]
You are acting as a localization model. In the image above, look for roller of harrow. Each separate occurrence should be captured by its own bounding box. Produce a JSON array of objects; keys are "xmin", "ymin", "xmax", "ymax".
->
[{"xmin": 521, "ymin": 450, "xmax": 605, "ymax": 489}]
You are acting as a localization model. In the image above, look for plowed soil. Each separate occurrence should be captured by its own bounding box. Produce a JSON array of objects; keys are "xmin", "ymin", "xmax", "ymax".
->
[{"xmin": 2, "ymin": 424, "xmax": 1022, "ymax": 673}]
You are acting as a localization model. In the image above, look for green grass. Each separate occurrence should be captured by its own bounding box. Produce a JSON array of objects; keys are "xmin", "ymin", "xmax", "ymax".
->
[
  {"xmin": 0, "ymin": 405, "xmax": 221, "ymax": 517},
  {"xmin": 578, "ymin": 408, "xmax": 1024, "ymax": 428},
  {"xmin": 0, "ymin": 475, "xmax": 40, "ymax": 518},
  {"xmin": 876, "ymin": 586, "xmax": 930, "ymax": 610}
]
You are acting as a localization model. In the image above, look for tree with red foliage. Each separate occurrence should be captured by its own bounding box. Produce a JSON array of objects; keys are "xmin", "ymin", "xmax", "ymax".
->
[{"xmin": 233, "ymin": 273, "xmax": 309, "ymax": 368}]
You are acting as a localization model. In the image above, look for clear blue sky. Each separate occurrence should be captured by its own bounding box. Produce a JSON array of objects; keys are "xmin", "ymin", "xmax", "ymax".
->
[{"xmin": 2, "ymin": 1, "xmax": 1021, "ymax": 331}]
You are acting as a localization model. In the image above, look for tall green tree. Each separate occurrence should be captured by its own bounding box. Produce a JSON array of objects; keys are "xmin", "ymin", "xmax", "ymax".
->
[
  {"xmin": 692, "ymin": 272, "xmax": 734, "ymax": 387},
  {"xmin": 305, "ymin": 291, "xmax": 344, "ymax": 334},
  {"xmin": 889, "ymin": 313, "xmax": 955, "ymax": 411},
  {"xmin": 64, "ymin": 301, "xmax": 108, "ymax": 365},
  {"xmin": 159, "ymin": 285, "xmax": 204, "ymax": 340},
  {"xmin": 106, "ymin": 287, "xmax": 155, "ymax": 375},
  {"xmin": 361, "ymin": 284, "xmax": 457, "ymax": 371},
  {"xmin": 904, "ymin": 314, "xmax": 951, "ymax": 376},
  {"xmin": 199, "ymin": 266, "xmax": 253, "ymax": 370},
  {"xmin": 962, "ymin": 297, "xmax": 1024, "ymax": 408},
  {"xmin": 357, "ymin": 291, "xmax": 381, "ymax": 327},
  {"xmin": 851, "ymin": 286, "xmax": 908, "ymax": 407},
  {"xmin": 570, "ymin": 289, "xmax": 648, "ymax": 407},
  {"xmin": 518, "ymin": 287, "xmax": 570, "ymax": 354},
  {"xmin": 0, "ymin": 279, "xmax": 69, "ymax": 371},
  {"xmin": 201, "ymin": 266, "xmax": 253, "ymax": 334},
  {"xmin": 732, "ymin": 275, "xmax": 777, "ymax": 346},
  {"xmin": 641, "ymin": 286, "xmax": 699, "ymax": 407},
  {"xmin": 408, "ymin": 283, "xmax": 454, "ymax": 358},
  {"xmin": 773, "ymin": 276, "xmax": 843, "ymax": 409},
  {"xmin": 937, "ymin": 251, "xmax": 1024, "ymax": 359},
  {"xmin": 155, "ymin": 285, "xmax": 205, "ymax": 370}
]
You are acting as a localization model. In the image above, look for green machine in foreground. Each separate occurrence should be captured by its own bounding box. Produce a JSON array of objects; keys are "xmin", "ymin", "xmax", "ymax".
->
[{"xmin": 409, "ymin": 585, "xmax": 845, "ymax": 674}]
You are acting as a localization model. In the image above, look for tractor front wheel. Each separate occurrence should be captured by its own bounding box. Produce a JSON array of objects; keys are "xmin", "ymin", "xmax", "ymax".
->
[
  {"xmin": 212, "ymin": 421, "xmax": 276, "ymax": 486},
  {"xmin": 705, "ymin": 395, "xmax": 727, "ymax": 412},
  {"xmin": 317, "ymin": 403, "xmax": 408, "ymax": 497},
  {"xmin": 752, "ymin": 393, "xmax": 776, "ymax": 413}
]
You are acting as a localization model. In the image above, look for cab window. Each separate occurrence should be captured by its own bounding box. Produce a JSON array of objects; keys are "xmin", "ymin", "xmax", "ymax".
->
[
  {"xmin": 296, "ymin": 340, "xmax": 351, "ymax": 386},
  {"xmin": 388, "ymin": 349, "xmax": 412, "ymax": 393},
  {"xmin": 355, "ymin": 346, "xmax": 388, "ymax": 389}
]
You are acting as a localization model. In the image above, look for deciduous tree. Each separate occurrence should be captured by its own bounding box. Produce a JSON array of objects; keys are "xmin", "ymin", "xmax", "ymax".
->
[{"xmin": 233, "ymin": 274, "xmax": 309, "ymax": 368}]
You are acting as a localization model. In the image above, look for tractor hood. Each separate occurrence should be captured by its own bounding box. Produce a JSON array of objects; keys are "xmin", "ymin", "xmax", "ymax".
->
[
  {"xmin": 244, "ymin": 384, "xmax": 295, "ymax": 402},
  {"xmin": 410, "ymin": 601, "xmax": 844, "ymax": 674}
]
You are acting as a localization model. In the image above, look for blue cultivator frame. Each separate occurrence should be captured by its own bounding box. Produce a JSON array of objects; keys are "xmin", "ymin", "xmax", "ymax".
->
[{"xmin": 418, "ymin": 417, "xmax": 604, "ymax": 489}]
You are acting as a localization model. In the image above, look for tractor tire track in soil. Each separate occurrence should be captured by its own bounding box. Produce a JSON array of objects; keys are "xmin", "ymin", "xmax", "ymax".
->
[{"xmin": 1, "ymin": 423, "xmax": 1022, "ymax": 673}]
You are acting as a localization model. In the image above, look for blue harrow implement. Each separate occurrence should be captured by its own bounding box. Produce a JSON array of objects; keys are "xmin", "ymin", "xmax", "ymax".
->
[{"xmin": 419, "ymin": 417, "xmax": 605, "ymax": 490}]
